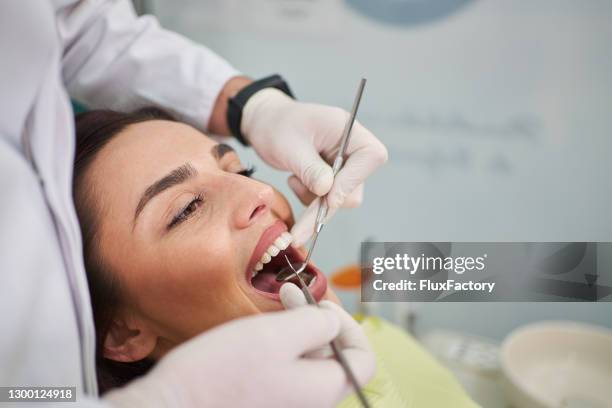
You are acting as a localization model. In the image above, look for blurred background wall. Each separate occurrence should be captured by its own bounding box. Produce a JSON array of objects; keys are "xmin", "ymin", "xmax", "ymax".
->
[{"xmin": 147, "ymin": 0, "xmax": 612, "ymax": 340}]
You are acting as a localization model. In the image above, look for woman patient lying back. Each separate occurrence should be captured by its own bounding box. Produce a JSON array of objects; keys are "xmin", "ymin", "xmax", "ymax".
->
[{"xmin": 73, "ymin": 108, "xmax": 479, "ymax": 407}]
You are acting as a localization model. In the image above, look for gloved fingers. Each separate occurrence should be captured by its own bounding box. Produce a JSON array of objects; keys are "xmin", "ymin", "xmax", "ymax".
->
[
  {"xmin": 281, "ymin": 283, "xmax": 334, "ymax": 358},
  {"xmin": 287, "ymin": 175, "xmax": 318, "ymax": 206},
  {"xmin": 319, "ymin": 301, "xmax": 372, "ymax": 353},
  {"xmin": 204, "ymin": 304, "xmax": 339, "ymax": 359},
  {"xmin": 326, "ymin": 123, "xmax": 388, "ymax": 209},
  {"xmin": 289, "ymin": 141, "xmax": 335, "ymax": 197},
  {"xmin": 282, "ymin": 286, "xmax": 371, "ymax": 360},
  {"xmin": 304, "ymin": 344, "xmax": 335, "ymax": 359},
  {"xmin": 289, "ymin": 359, "xmax": 347, "ymax": 405},
  {"xmin": 340, "ymin": 184, "xmax": 364, "ymax": 208},
  {"xmin": 333, "ymin": 346, "xmax": 377, "ymax": 388},
  {"xmin": 293, "ymin": 352, "xmax": 375, "ymax": 402},
  {"xmin": 263, "ymin": 306, "xmax": 340, "ymax": 358},
  {"xmin": 288, "ymin": 181, "xmax": 362, "ymax": 247},
  {"xmin": 289, "ymin": 174, "xmax": 363, "ymax": 209},
  {"xmin": 290, "ymin": 198, "xmax": 338, "ymax": 247},
  {"xmin": 317, "ymin": 300, "xmax": 376, "ymax": 387},
  {"xmin": 280, "ymin": 282, "xmax": 309, "ymax": 309}
]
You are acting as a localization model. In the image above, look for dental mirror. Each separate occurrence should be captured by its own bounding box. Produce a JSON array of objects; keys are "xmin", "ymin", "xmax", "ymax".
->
[
  {"xmin": 276, "ymin": 260, "xmax": 317, "ymax": 286},
  {"xmin": 276, "ymin": 263, "xmax": 304, "ymax": 282}
]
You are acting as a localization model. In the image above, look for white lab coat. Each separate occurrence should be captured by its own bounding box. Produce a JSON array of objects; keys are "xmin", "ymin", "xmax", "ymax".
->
[{"xmin": 0, "ymin": 0, "xmax": 238, "ymax": 404}]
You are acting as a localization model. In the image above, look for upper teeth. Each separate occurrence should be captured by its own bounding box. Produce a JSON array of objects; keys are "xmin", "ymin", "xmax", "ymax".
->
[{"xmin": 253, "ymin": 231, "xmax": 293, "ymax": 277}]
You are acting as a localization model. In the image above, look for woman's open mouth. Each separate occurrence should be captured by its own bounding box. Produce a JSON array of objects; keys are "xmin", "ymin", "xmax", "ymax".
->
[{"xmin": 246, "ymin": 220, "xmax": 327, "ymax": 301}]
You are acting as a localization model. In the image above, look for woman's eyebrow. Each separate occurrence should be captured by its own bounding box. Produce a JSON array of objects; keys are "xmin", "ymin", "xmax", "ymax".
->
[{"xmin": 133, "ymin": 162, "xmax": 198, "ymax": 226}]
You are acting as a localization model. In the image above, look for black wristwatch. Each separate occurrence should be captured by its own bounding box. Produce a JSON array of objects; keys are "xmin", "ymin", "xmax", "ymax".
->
[{"xmin": 227, "ymin": 74, "xmax": 294, "ymax": 146}]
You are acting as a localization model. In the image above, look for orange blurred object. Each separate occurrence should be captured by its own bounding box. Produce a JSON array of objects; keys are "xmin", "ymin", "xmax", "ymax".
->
[{"xmin": 330, "ymin": 264, "xmax": 362, "ymax": 290}]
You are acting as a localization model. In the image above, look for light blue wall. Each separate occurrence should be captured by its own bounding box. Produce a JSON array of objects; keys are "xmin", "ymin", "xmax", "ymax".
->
[{"xmin": 152, "ymin": 0, "xmax": 612, "ymax": 341}]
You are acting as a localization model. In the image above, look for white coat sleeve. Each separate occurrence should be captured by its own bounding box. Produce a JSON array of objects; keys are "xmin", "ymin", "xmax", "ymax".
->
[
  {"xmin": 0, "ymin": 136, "xmax": 110, "ymax": 408},
  {"xmin": 55, "ymin": 0, "xmax": 241, "ymax": 131}
]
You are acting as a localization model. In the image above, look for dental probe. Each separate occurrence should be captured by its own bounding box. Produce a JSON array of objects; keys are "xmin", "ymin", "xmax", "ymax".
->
[
  {"xmin": 283, "ymin": 256, "xmax": 372, "ymax": 408},
  {"xmin": 276, "ymin": 77, "xmax": 367, "ymax": 282}
]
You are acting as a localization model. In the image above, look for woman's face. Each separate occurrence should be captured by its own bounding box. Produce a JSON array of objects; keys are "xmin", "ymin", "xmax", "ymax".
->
[{"xmin": 84, "ymin": 119, "xmax": 337, "ymax": 362}]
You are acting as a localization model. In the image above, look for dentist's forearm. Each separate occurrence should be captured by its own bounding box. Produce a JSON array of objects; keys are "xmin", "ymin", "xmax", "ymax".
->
[{"xmin": 207, "ymin": 76, "xmax": 252, "ymax": 136}]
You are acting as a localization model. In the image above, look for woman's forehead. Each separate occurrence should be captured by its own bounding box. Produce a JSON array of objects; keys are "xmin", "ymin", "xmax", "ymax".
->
[
  {"xmin": 94, "ymin": 121, "xmax": 221, "ymax": 176},
  {"xmin": 111, "ymin": 120, "xmax": 215, "ymax": 156},
  {"xmin": 87, "ymin": 120, "xmax": 221, "ymax": 210}
]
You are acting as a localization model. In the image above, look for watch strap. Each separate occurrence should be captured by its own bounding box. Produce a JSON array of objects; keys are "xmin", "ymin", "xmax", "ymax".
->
[{"xmin": 227, "ymin": 74, "xmax": 294, "ymax": 145}]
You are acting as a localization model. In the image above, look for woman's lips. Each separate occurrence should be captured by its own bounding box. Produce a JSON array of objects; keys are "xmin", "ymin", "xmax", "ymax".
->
[
  {"xmin": 246, "ymin": 219, "xmax": 288, "ymax": 277},
  {"xmin": 245, "ymin": 221, "xmax": 327, "ymax": 302}
]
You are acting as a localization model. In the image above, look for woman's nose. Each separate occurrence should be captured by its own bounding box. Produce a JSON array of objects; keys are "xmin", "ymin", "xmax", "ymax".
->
[{"xmin": 231, "ymin": 178, "xmax": 275, "ymax": 229}]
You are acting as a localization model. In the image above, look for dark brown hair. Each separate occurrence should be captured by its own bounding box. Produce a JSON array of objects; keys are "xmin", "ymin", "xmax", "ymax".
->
[{"xmin": 73, "ymin": 107, "xmax": 176, "ymax": 393}]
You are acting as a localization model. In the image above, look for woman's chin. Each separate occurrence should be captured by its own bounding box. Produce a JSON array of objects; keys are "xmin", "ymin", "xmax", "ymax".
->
[{"xmin": 250, "ymin": 287, "xmax": 341, "ymax": 314}]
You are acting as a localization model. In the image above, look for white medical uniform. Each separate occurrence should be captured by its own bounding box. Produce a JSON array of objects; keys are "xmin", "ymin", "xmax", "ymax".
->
[{"xmin": 0, "ymin": 1, "xmax": 238, "ymax": 404}]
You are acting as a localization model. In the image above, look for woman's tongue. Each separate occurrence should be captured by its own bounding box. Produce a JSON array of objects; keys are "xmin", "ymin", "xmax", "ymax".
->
[{"xmin": 252, "ymin": 270, "xmax": 284, "ymax": 293}]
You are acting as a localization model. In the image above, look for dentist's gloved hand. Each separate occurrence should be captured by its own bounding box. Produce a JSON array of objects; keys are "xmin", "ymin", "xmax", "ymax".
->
[
  {"xmin": 104, "ymin": 305, "xmax": 372, "ymax": 408},
  {"xmin": 280, "ymin": 283, "xmax": 376, "ymax": 390},
  {"xmin": 241, "ymin": 88, "xmax": 388, "ymax": 246}
]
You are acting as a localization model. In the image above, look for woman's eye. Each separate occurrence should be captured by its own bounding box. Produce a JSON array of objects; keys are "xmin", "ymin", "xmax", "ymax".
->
[
  {"xmin": 237, "ymin": 165, "xmax": 255, "ymax": 178},
  {"xmin": 168, "ymin": 194, "xmax": 203, "ymax": 229}
]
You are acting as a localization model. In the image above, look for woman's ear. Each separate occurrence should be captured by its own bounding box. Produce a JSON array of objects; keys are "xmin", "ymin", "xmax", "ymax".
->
[{"xmin": 102, "ymin": 312, "xmax": 157, "ymax": 363}]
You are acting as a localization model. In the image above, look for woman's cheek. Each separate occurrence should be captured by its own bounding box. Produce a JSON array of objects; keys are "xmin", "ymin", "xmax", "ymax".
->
[
  {"xmin": 189, "ymin": 241, "xmax": 232, "ymax": 282},
  {"xmin": 271, "ymin": 188, "xmax": 294, "ymax": 228}
]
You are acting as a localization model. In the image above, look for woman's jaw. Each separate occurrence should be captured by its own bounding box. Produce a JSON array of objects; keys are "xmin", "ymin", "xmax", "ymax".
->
[{"xmin": 246, "ymin": 219, "xmax": 328, "ymax": 302}]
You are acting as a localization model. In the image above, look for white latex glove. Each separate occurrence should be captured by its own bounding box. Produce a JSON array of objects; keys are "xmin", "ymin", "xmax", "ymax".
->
[
  {"xmin": 280, "ymin": 283, "xmax": 375, "ymax": 394},
  {"xmin": 242, "ymin": 88, "xmax": 388, "ymax": 246},
  {"xmin": 104, "ymin": 306, "xmax": 371, "ymax": 408}
]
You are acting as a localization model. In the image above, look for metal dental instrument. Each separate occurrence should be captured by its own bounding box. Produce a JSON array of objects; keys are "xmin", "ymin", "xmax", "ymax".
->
[
  {"xmin": 276, "ymin": 77, "xmax": 367, "ymax": 283},
  {"xmin": 275, "ymin": 79, "xmax": 371, "ymax": 408},
  {"xmin": 282, "ymin": 255, "xmax": 371, "ymax": 408}
]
